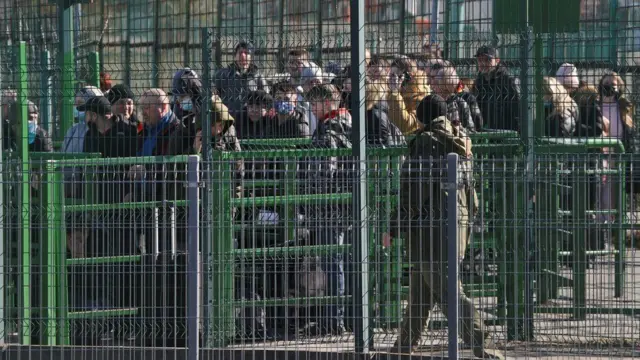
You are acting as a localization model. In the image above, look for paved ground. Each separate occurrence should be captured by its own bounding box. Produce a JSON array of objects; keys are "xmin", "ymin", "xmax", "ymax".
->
[{"xmin": 229, "ymin": 249, "xmax": 640, "ymax": 359}]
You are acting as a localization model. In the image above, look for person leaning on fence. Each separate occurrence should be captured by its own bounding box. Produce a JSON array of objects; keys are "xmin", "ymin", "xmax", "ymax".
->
[
  {"xmin": 473, "ymin": 46, "xmax": 521, "ymax": 132},
  {"xmin": 271, "ymin": 82, "xmax": 310, "ymax": 138},
  {"xmin": 106, "ymin": 83, "xmax": 140, "ymax": 131},
  {"xmin": 296, "ymin": 83, "xmax": 352, "ymax": 336},
  {"xmin": 126, "ymin": 88, "xmax": 192, "ymax": 202},
  {"xmin": 386, "ymin": 94, "xmax": 504, "ymax": 359},
  {"xmin": 387, "ymin": 56, "xmax": 432, "ymax": 135},
  {"xmin": 541, "ymin": 77, "xmax": 579, "ymax": 137},
  {"xmin": 215, "ymin": 41, "xmax": 270, "ymax": 121}
]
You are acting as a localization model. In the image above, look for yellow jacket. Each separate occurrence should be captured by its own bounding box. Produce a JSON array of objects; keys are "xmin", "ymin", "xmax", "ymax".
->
[{"xmin": 387, "ymin": 70, "xmax": 431, "ymax": 135}]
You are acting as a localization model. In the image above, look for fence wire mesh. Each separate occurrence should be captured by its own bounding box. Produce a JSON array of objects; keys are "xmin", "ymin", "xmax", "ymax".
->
[{"xmin": 1, "ymin": 0, "xmax": 640, "ymax": 359}]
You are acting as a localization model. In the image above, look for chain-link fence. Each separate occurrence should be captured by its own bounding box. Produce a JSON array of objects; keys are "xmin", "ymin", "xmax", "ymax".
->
[{"xmin": 1, "ymin": 0, "xmax": 640, "ymax": 359}]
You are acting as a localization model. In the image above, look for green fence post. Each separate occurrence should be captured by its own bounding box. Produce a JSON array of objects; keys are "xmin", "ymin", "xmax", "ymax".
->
[
  {"xmin": 42, "ymin": 161, "xmax": 62, "ymax": 345},
  {"xmin": 40, "ymin": 51, "xmax": 52, "ymax": 133},
  {"xmin": 572, "ymin": 163, "xmax": 588, "ymax": 320},
  {"xmin": 210, "ymin": 153, "xmax": 234, "ymax": 346},
  {"xmin": 15, "ymin": 41, "xmax": 31, "ymax": 345},
  {"xmin": 58, "ymin": 2, "xmax": 75, "ymax": 140},
  {"xmin": 87, "ymin": 52, "xmax": 100, "ymax": 88},
  {"xmin": 201, "ymin": 27, "xmax": 215, "ymax": 348}
]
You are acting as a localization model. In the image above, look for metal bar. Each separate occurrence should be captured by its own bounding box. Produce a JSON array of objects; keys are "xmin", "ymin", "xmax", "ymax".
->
[
  {"xmin": 87, "ymin": 52, "xmax": 100, "ymax": 88},
  {"xmin": 315, "ymin": 0, "xmax": 323, "ymax": 64},
  {"xmin": 430, "ymin": 0, "xmax": 439, "ymax": 44},
  {"xmin": 0, "ymin": 43, "xmax": 4, "ymax": 346},
  {"xmin": 59, "ymin": 3, "xmax": 75, "ymax": 139},
  {"xmin": 153, "ymin": 207, "xmax": 159, "ymax": 259},
  {"xmin": 40, "ymin": 50, "xmax": 52, "ymax": 133},
  {"xmin": 152, "ymin": 0, "xmax": 161, "ymax": 88},
  {"xmin": 609, "ymin": 0, "xmax": 618, "ymax": 66},
  {"xmin": 53, "ymin": 166, "xmax": 69, "ymax": 345},
  {"xmin": 215, "ymin": 0, "xmax": 223, "ymax": 69},
  {"xmin": 99, "ymin": 0, "xmax": 105, "ymax": 74},
  {"xmin": 443, "ymin": 0, "xmax": 452, "ymax": 59},
  {"xmin": 125, "ymin": 4, "xmax": 132, "ymax": 86},
  {"xmin": 43, "ymin": 161, "xmax": 62, "ymax": 345},
  {"xmin": 185, "ymin": 0, "xmax": 192, "ymax": 66},
  {"xmin": 399, "ymin": 0, "xmax": 406, "ymax": 54},
  {"xmin": 351, "ymin": 0, "xmax": 370, "ymax": 352},
  {"xmin": 200, "ymin": 27, "xmax": 214, "ymax": 347},
  {"xmin": 170, "ymin": 205, "xmax": 177, "ymax": 258},
  {"xmin": 186, "ymin": 155, "xmax": 200, "ymax": 360},
  {"xmin": 277, "ymin": 0, "xmax": 285, "ymax": 73},
  {"xmin": 249, "ymin": 0, "xmax": 255, "ymax": 44},
  {"xmin": 15, "ymin": 41, "xmax": 31, "ymax": 345},
  {"xmin": 447, "ymin": 153, "xmax": 460, "ymax": 360},
  {"xmin": 519, "ymin": 0, "xmax": 535, "ymax": 340}
]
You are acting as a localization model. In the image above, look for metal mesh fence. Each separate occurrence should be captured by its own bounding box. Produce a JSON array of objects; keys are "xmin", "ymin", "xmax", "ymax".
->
[{"xmin": 1, "ymin": 0, "xmax": 640, "ymax": 359}]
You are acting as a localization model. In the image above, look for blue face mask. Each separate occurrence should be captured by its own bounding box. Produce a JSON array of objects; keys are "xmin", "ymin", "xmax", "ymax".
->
[
  {"xmin": 544, "ymin": 101, "xmax": 553, "ymax": 109},
  {"xmin": 28, "ymin": 121, "xmax": 37, "ymax": 145},
  {"xmin": 74, "ymin": 108, "xmax": 86, "ymax": 123},
  {"xmin": 180, "ymin": 98, "xmax": 193, "ymax": 112},
  {"xmin": 274, "ymin": 101, "xmax": 295, "ymax": 115}
]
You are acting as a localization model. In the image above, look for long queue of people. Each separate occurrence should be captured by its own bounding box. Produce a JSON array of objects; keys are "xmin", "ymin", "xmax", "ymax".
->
[{"xmin": 0, "ymin": 41, "xmax": 635, "ymax": 355}]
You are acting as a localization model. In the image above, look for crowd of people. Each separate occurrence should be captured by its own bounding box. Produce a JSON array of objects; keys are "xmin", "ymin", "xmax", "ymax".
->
[{"xmin": 0, "ymin": 39, "xmax": 636, "ymax": 357}]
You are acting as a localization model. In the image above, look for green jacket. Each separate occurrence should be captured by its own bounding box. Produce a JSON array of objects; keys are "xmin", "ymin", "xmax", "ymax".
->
[{"xmin": 391, "ymin": 116, "xmax": 476, "ymax": 237}]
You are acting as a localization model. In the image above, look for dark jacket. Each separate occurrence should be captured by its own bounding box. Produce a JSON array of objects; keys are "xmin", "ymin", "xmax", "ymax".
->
[
  {"xmin": 236, "ymin": 112, "xmax": 272, "ymax": 139},
  {"xmin": 572, "ymin": 86, "xmax": 604, "ymax": 138},
  {"xmin": 300, "ymin": 109, "xmax": 353, "ymax": 229},
  {"xmin": 137, "ymin": 111, "xmax": 192, "ymax": 201},
  {"xmin": 84, "ymin": 115, "xmax": 139, "ymax": 158},
  {"xmin": 445, "ymin": 93, "xmax": 476, "ymax": 133},
  {"xmin": 84, "ymin": 116, "xmax": 139, "ymax": 203},
  {"xmin": 215, "ymin": 62, "xmax": 269, "ymax": 120},
  {"xmin": 474, "ymin": 64, "xmax": 521, "ymax": 131},
  {"xmin": 366, "ymin": 100, "xmax": 406, "ymax": 147},
  {"xmin": 545, "ymin": 105, "xmax": 578, "ymax": 138},
  {"xmin": 270, "ymin": 109, "xmax": 311, "ymax": 139},
  {"xmin": 3, "ymin": 122, "xmax": 53, "ymax": 153},
  {"xmin": 458, "ymin": 91, "xmax": 484, "ymax": 131}
]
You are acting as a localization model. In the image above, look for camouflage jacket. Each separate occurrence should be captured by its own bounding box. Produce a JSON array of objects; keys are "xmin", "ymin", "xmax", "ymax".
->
[
  {"xmin": 391, "ymin": 116, "xmax": 477, "ymax": 237},
  {"xmin": 302, "ymin": 109, "xmax": 353, "ymax": 183}
]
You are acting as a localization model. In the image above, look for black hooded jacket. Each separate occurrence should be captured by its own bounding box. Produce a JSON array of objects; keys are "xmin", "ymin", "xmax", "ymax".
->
[{"xmin": 474, "ymin": 63, "xmax": 521, "ymax": 131}]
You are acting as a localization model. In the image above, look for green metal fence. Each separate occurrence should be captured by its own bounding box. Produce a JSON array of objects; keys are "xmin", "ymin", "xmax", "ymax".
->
[{"xmin": 1, "ymin": 0, "xmax": 640, "ymax": 359}]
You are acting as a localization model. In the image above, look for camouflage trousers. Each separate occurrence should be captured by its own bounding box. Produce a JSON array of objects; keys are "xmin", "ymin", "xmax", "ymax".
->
[{"xmin": 396, "ymin": 211, "xmax": 491, "ymax": 352}]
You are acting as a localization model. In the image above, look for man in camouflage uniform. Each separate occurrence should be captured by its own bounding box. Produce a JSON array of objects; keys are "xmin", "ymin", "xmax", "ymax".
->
[{"xmin": 389, "ymin": 95, "xmax": 504, "ymax": 359}]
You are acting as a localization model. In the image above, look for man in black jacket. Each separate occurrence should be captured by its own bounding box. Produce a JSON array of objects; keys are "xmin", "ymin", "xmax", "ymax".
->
[
  {"xmin": 473, "ymin": 46, "xmax": 521, "ymax": 132},
  {"xmin": 271, "ymin": 82, "xmax": 310, "ymax": 138}
]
